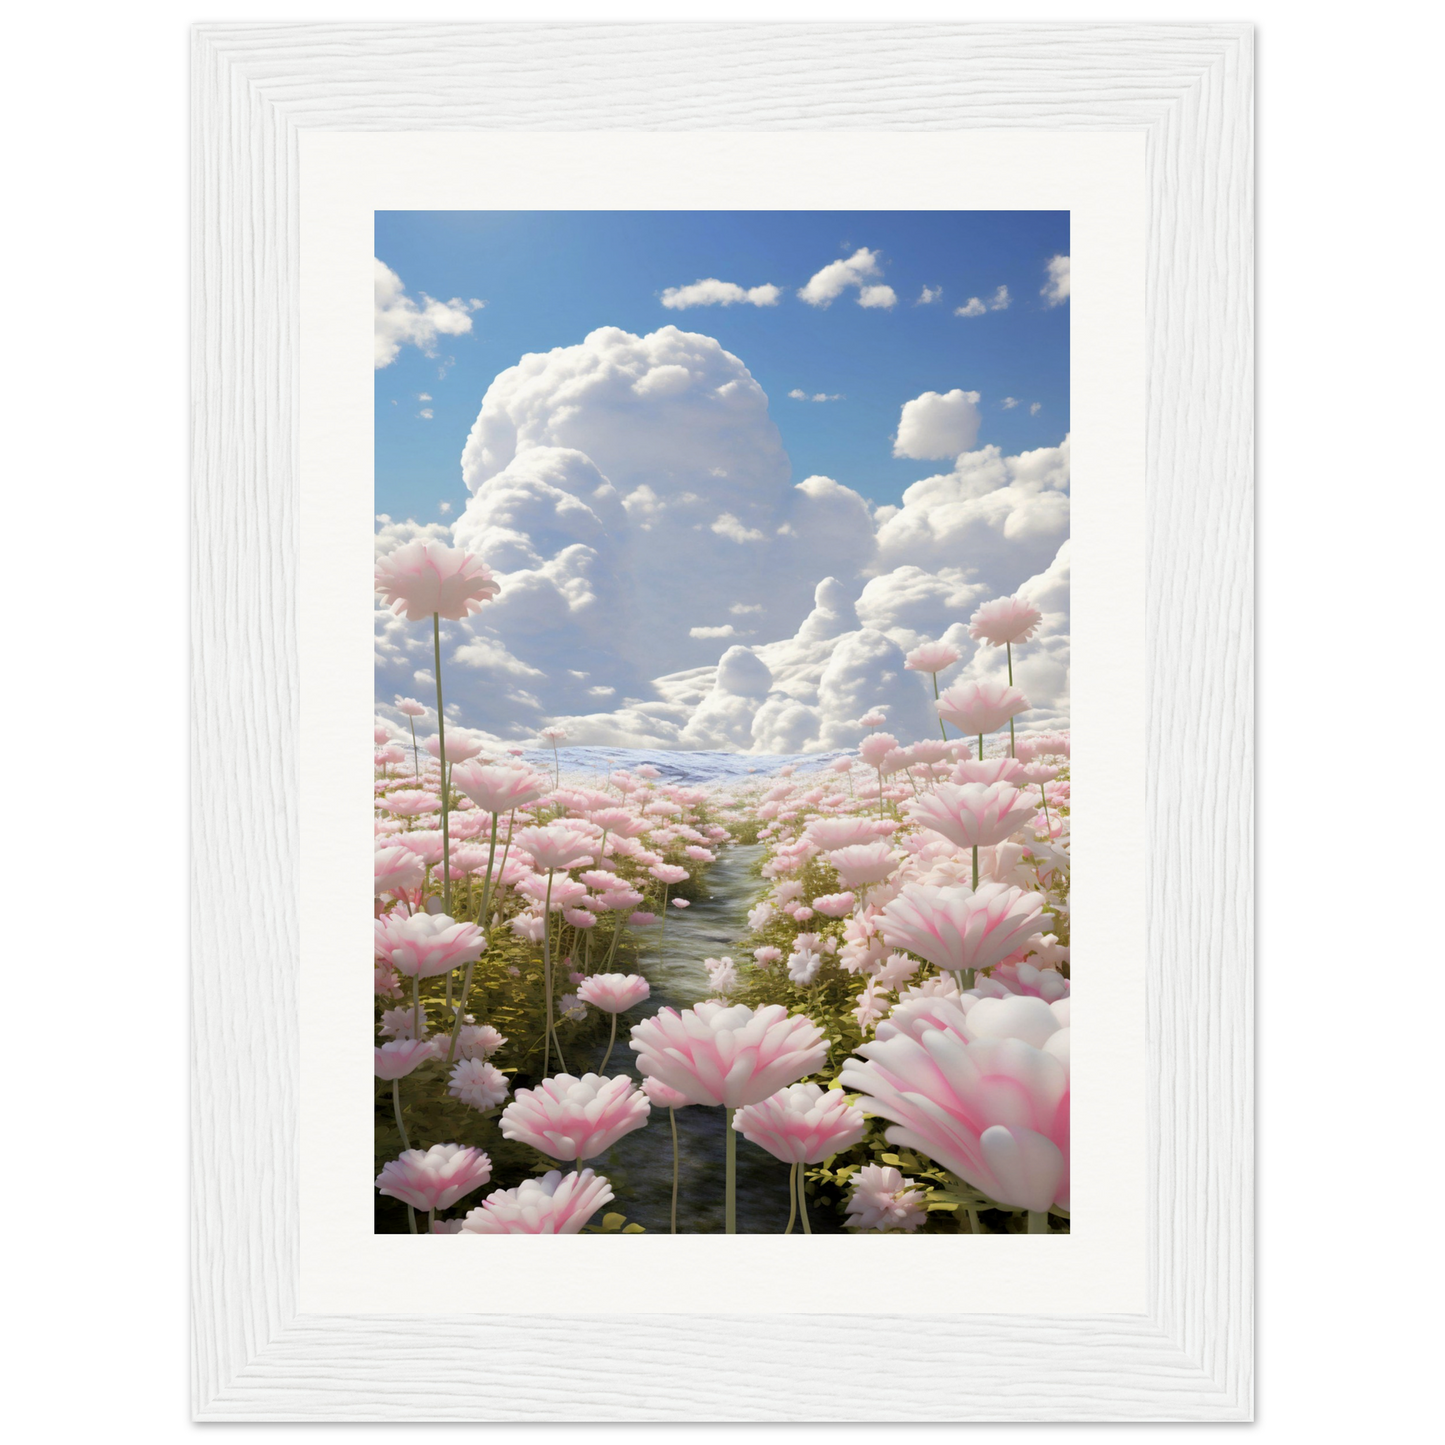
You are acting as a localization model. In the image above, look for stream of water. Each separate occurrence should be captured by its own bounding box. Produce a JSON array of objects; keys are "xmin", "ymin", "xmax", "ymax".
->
[{"xmin": 582, "ymin": 840, "xmax": 842, "ymax": 1234}]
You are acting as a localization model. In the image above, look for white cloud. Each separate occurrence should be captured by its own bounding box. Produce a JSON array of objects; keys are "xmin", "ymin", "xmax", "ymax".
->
[
  {"xmin": 690, "ymin": 624, "xmax": 739, "ymax": 639},
  {"xmin": 954, "ymin": 297, "xmax": 987, "ymax": 318},
  {"xmin": 916, "ymin": 285, "xmax": 942, "ymax": 305},
  {"xmin": 1030, "ymin": 401, "xmax": 1042, "ymax": 416},
  {"xmin": 989, "ymin": 285, "xmax": 1011, "ymax": 311},
  {"xmin": 418, "ymin": 408, "xmax": 434, "ymax": 420},
  {"xmin": 711, "ymin": 513, "xmax": 766, "ymax": 544},
  {"xmin": 374, "ymin": 259, "xmax": 481, "ymax": 369},
  {"xmin": 1001, "ymin": 397, "xmax": 1020, "ymax": 410},
  {"xmin": 797, "ymin": 247, "xmax": 886, "ymax": 308},
  {"xmin": 418, "ymin": 392, "xmax": 432, "ymax": 401},
  {"xmin": 730, "ymin": 602, "xmax": 764, "ymax": 615},
  {"xmin": 857, "ymin": 284, "xmax": 897, "ymax": 310},
  {"xmin": 438, "ymin": 501, "xmax": 453, "ymax": 514},
  {"xmin": 788, "ymin": 389, "xmax": 842, "ymax": 402},
  {"xmin": 1042, "ymin": 255, "xmax": 1070, "ymax": 307},
  {"xmin": 893, "ymin": 389, "xmax": 982, "ymax": 460},
  {"xmin": 660, "ymin": 279, "xmax": 782, "ymax": 309}
]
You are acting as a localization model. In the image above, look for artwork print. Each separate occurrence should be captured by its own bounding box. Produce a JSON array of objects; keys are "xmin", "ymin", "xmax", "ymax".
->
[{"xmin": 372, "ymin": 211, "xmax": 1072, "ymax": 1236}]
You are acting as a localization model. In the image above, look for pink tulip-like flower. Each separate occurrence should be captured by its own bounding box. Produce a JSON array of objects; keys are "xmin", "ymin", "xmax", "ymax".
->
[
  {"xmin": 649, "ymin": 863, "xmax": 689, "ymax": 885},
  {"xmin": 450, "ymin": 760, "xmax": 550, "ymax": 814},
  {"xmin": 828, "ymin": 842, "xmax": 899, "ymax": 891},
  {"xmin": 879, "ymin": 882, "xmax": 1047, "ymax": 976},
  {"xmin": 375, "ymin": 540, "xmax": 500, "ymax": 622},
  {"xmin": 395, "ymin": 696, "xmax": 428, "ymax": 718},
  {"xmin": 732, "ymin": 1082, "xmax": 866, "ymax": 1164},
  {"xmin": 845, "ymin": 1163, "xmax": 928, "ymax": 1232},
  {"xmin": 380, "ymin": 1003, "xmax": 426, "ymax": 1039},
  {"xmin": 951, "ymin": 757, "xmax": 1031, "ymax": 787},
  {"xmin": 806, "ymin": 816, "xmax": 885, "ymax": 850},
  {"xmin": 753, "ymin": 946, "xmax": 782, "ymax": 966},
  {"xmin": 577, "ymin": 973, "xmax": 651, "ymax": 1014},
  {"xmin": 811, "ymin": 891, "xmax": 856, "ymax": 918},
  {"xmin": 424, "ymin": 731, "xmax": 485, "ymax": 764},
  {"xmin": 906, "ymin": 781, "xmax": 1039, "ymax": 850},
  {"xmin": 905, "ymin": 640, "xmax": 963, "ymax": 673},
  {"xmin": 499, "ymin": 1073, "xmax": 651, "ymax": 1161},
  {"xmin": 513, "ymin": 824, "xmax": 595, "ymax": 872},
  {"xmin": 671, "ymin": 897, "xmax": 690, "ymax": 909},
  {"xmin": 628, "ymin": 911, "xmax": 659, "ymax": 927},
  {"xmin": 629, "ymin": 1002, "xmax": 829, "ymax": 1108},
  {"xmin": 379, "ymin": 788, "xmax": 439, "ymax": 818},
  {"xmin": 596, "ymin": 886, "xmax": 644, "ymax": 913},
  {"xmin": 858, "ymin": 732, "xmax": 899, "ymax": 768},
  {"xmin": 374, "ymin": 1038, "xmax": 434, "ymax": 1080},
  {"xmin": 859, "ymin": 710, "xmax": 889, "ymax": 729},
  {"xmin": 642, "ymin": 1077, "xmax": 692, "ymax": 1109},
  {"xmin": 587, "ymin": 807, "xmax": 652, "ymax": 838},
  {"xmin": 375, "ymin": 910, "xmax": 486, "ymax": 979},
  {"xmin": 509, "ymin": 913, "xmax": 546, "ymax": 944},
  {"xmin": 448, "ymin": 1058, "xmax": 510, "ymax": 1110},
  {"xmin": 395, "ymin": 830, "xmax": 446, "ymax": 866},
  {"xmin": 375, "ymin": 1144, "xmax": 493, "ymax": 1211},
  {"xmin": 969, "ymin": 595, "xmax": 1044, "ymax": 647},
  {"xmin": 375, "ymin": 845, "xmax": 426, "ymax": 896},
  {"xmin": 375, "ymin": 744, "xmax": 406, "ymax": 767},
  {"xmin": 840, "ymin": 1013, "xmax": 1069, "ymax": 1211},
  {"xmin": 456, "ymin": 1023, "xmax": 506, "ymax": 1059},
  {"xmin": 459, "ymin": 1168, "xmax": 613, "ymax": 1234},
  {"xmin": 936, "ymin": 680, "xmax": 1030, "ymax": 737},
  {"xmin": 539, "ymin": 726, "xmax": 568, "ymax": 744}
]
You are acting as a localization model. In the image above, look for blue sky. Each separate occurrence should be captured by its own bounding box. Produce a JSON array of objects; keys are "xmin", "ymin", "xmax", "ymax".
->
[{"xmin": 374, "ymin": 210, "xmax": 1069, "ymax": 520}]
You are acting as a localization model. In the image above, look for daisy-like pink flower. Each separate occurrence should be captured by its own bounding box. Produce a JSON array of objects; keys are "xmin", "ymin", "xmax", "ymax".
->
[
  {"xmin": 448, "ymin": 1058, "xmax": 510, "ymax": 1110},
  {"xmin": 459, "ymin": 1168, "xmax": 613, "ymax": 1234},
  {"xmin": 450, "ymin": 760, "xmax": 550, "ymax": 814},
  {"xmin": 844, "ymin": 1163, "xmax": 928, "ymax": 1232},
  {"xmin": 936, "ymin": 680, "xmax": 1030, "ymax": 738},
  {"xmin": 753, "ymin": 946, "xmax": 782, "ymax": 967},
  {"xmin": 629, "ymin": 1002, "xmax": 829, "ymax": 1108},
  {"xmin": 395, "ymin": 697, "xmax": 428, "ymax": 718},
  {"xmin": 374, "ymin": 910, "xmax": 486, "ymax": 979},
  {"xmin": 513, "ymin": 824, "xmax": 595, "ymax": 872},
  {"xmin": 968, "ymin": 595, "xmax": 1044, "ymax": 647},
  {"xmin": 424, "ymin": 731, "xmax": 485, "ymax": 764},
  {"xmin": 499, "ymin": 1073, "xmax": 651, "ymax": 1161},
  {"xmin": 649, "ymin": 863, "xmax": 689, "ymax": 885},
  {"xmin": 587, "ymin": 807, "xmax": 652, "ymax": 838},
  {"xmin": 951, "ymin": 757, "xmax": 1030, "ymax": 787},
  {"xmin": 374, "ymin": 1038, "xmax": 435, "ymax": 1080},
  {"xmin": 906, "ymin": 781, "xmax": 1039, "ymax": 850},
  {"xmin": 642, "ymin": 1077, "xmax": 692, "ymax": 1109},
  {"xmin": 811, "ymin": 891, "xmax": 856, "ymax": 918},
  {"xmin": 671, "ymin": 897, "xmax": 690, "ymax": 909},
  {"xmin": 805, "ymin": 816, "xmax": 884, "ymax": 850},
  {"xmin": 374, "ymin": 845, "xmax": 426, "ymax": 896},
  {"xmin": 858, "ymin": 710, "xmax": 889, "ymax": 729},
  {"xmin": 374, "ymin": 1144, "xmax": 493, "ymax": 1212},
  {"xmin": 374, "ymin": 540, "xmax": 500, "ymax": 622},
  {"xmin": 378, "ymin": 789, "xmax": 439, "ymax": 818},
  {"xmin": 879, "ymin": 882, "xmax": 1047, "ymax": 977},
  {"xmin": 733, "ymin": 1083, "xmax": 866, "ymax": 1163},
  {"xmin": 379, "ymin": 1003, "xmax": 426, "ymax": 1039},
  {"xmin": 858, "ymin": 732, "xmax": 899, "ymax": 769},
  {"xmin": 828, "ymin": 842, "xmax": 899, "ymax": 891},
  {"xmin": 455, "ymin": 1023, "xmax": 506, "ymax": 1059},
  {"xmin": 577, "ymin": 973, "xmax": 651, "ymax": 1013},
  {"xmin": 905, "ymin": 639, "xmax": 963, "ymax": 673}
]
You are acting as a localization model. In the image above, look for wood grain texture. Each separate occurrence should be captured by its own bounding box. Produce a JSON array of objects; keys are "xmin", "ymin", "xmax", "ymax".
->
[{"xmin": 191, "ymin": 21, "xmax": 1253, "ymax": 1421}]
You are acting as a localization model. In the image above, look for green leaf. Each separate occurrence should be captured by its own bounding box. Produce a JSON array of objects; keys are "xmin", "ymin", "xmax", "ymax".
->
[
  {"xmin": 622, "ymin": 1223, "xmax": 645, "ymax": 1233},
  {"xmin": 600, "ymin": 1212, "xmax": 626, "ymax": 1231}
]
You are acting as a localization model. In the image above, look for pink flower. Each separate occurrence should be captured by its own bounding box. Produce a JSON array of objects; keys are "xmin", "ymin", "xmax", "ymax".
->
[
  {"xmin": 806, "ymin": 816, "xmax": 885, "ymax": 850},
  {"xmin": 513, "ymin": 824, "xmax": 595, "ymax": 872},
  {"xmin": 456, "ymin": 1023, "xmax": 506, "ymax": 1059},
  {"xmin": 828, "ymin": 842, "xmax": 899, "ymax": 890},
  {"xmin": 628, "ymin": 911, "xmax": 659, "ymax": 927},
  {"xmin": 649, "ymin": 863, "xmax": 689, "ymax": 885},
  {"xmin": 379, "ymin": 788, "xmax": 439, "ymax": 818},
  {"xmin": 906, "ymin": 781, "xmax": 1039, "ymax": 850},
  {"xmin": 732, "ymin": 1083, "xmax": 866, "ymax": 1163},
  {"xmin": 395, "ymin": 697, "xmax": 428, "ymax": 718},
  {"xmin": 937, "ymin": 679, "xmax": 1030, "ymax": 738},
  {"xmin": 424, "ymin": 731, "xmax": 485, "ymax": 764},
  {"xmin": 905, "ymin": 640, "xmax": 963, "ymax": 673},
  {"xmin": 968, "ymin": 595, "xmax": 1044, "ymax": 647},
  {"xmin": 788, "ymin": 948, "xmax": 822, "ymax": 985},
  {"xmin": 596, "ymin": 885, "xmax": 644, "ymax": 913},
  {"xmin": 375, "ymin": 540, "xmax": 500, "ymax": 622},
  {"xmin": 840, "ymin": 1014, "xmax": 1069, "ymax": 1211},
  {"xmin": 879, "ymin": 883, "xmax": 1047, "ymax": 976},
  {"xmin": 448, "ymin": 1058, "xmax": 510, "ymax": 1110},
  {"xmin": 499, "ymin": 1073, "xmax": 651, "ymax": 1161},
  {"xmin": 629, "ymin": 1002, "xmax": 829, "ymax": 1108},
  {"xmin": 395, "ymin": 830, "xmax": 445, "ymax": 865},
  {"xmin": 811, "ymin": 891, "xmax": 856, "ymax": 918},
  {"xmin": 375, "ymin": 911, "xmax": 486, "ymax": 979},
  {"xmin": 642, "ymin": 1077, "xmax": 692, "ymax": 1109},
  {"xmin": 845, "ymin": 1163, "xmax": 928, "ymax": 1232},
  {"xmin": 509, "ymin": 913, "xmax": 546, "ymax": 944},
  {"xmin": 459, "ymin": 1168, "xmax": 612, "ymax": 1234},
  {"xmin": 450, "ymin": 760, "xmax": 550, "ymax": 814},
  {"xmin": 753, "ymin": 946, "xmax": 782, "ymax": 966},
  {"xmin": 577, "ymin": 973, "xmax": 651, "ymax": 1013},
  {"xmin": 671, "ymin": 898, "xmax": 690, "ymax": 909},
  {"xmin": 539, "ymin": 726, "xmax": 568, "ymax": 744},
  {"xmin": 374, "ymin": 1038, "xmax": 434, "ymax": 1079},
  {"xmin": 951, "ymin": 757, "xmax": 1031, "ymax": 787},
  {"xmin": 859, "ymin": 710, "xmax": 889, "ymax": 729},
  {"xmin": 587, "ymin": 807, "xmax": 652, "ymax": 838},
  {"xmin": 379, "ymin": 1003, "xmax": 426, "ymax": 1039},
  {"xmin": 374, "ymin": 1144, "xmax": 493, "ymax": 1211},
  {"xmin": 858, "ymin": 732, "xmax": 899, "ymax": 768},
  {"xmin": 375, "ymin": 845, "xmax": 426, "ymax": 896},
  {"xmin": 704, "ymin": 957, "xmax": 739, "ymax": 995}
]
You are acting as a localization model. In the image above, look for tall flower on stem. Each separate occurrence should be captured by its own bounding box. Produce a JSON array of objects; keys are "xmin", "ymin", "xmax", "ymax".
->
[
  {"xmin": 642, "ymin": 1077, "xmax": 693, "ymax": 1234},
  {"xmin": 905, "ymin": 780, "xmax": 1039, "ymax": 888},
  {"xmin": 935, "ymin": 680, "xmax": 1030, "ymax": 768},
  {"xmin": 879, "ymin": 881, "xmax": 1047, "ymax": 990},
  {"xmin": 968, "ymin": 596, "xmax": 1043, "ymax": 759},
  {"xmin": 375, "ymin": 540, "xmax": 499, "ymax": 917},
  {"xmin": 395, "ymin": 696, "xmax": 427, "ymax": 777},
  {"xmin": 577, "ymin": 973, "xmax": 651, "ymax": 1071},
  {"xmin": 539, "ymin": 725, "xmax": 568, "ymax": 786},
  {"xmin": 905, "ymin": 639, "xmax": 963, "ymax": 743}
]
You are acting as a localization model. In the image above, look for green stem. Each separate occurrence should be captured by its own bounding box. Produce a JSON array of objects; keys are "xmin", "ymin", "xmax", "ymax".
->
[
  {"xmin": 1007, "ymin": 642, "xmax": 1016, "ymax": 759},
  {"xmin": 600, "ymin": 1011, "xmax": 618, "ymax": 1073},
  {"xmin": 933, "ymin": 673, "xmax": 947, "ymax": 742},
  {"xmin": 725, "ymin": 1107, "xmax": 737, "ymax": 1234},
  {"xmin": 411, "ymin": 974, "xmax": 421, "ymax": 1041},
  {"xmin": 978, "ymin": 732, "xmax": 984, "ymax": 765},
  {"xmin": 785, "ymin": 1161, "xmax": 797, "ymax": 1235},
  {"xmin": 669, "ymin": 1108, "xmax": 679, "ymax": 1236},
  {"xmin": 447, "ymin": 812, "xmax": 500, "ymax": 1064},
  {"xmin": 542, "ymin": 872, "xmax": 554, "ymax": 1077},
  {"xmin": 432, "ymin": 613, "xmax": 451, "ymax": 917},
  {"xmin": 409, "ymin": 716, "xmax": 419, "ymax": 778},
  {"xmin": 798, "ymin": 1164, "xmax": 812, "ymax": 1235},
  {"xmin": 972, "ymin": 844, "xmax": 979, "ymax": 891},
  {"xmin": 392, "ymin": 1078, "xmax": 410, "ymax": 1150},
  {"xmin": 1028, "ymin": 1210, "xmax": 1050, "ymax": 1234}
]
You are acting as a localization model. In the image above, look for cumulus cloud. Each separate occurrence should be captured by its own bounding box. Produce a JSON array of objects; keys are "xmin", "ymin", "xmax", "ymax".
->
[
  {"xmin": 989, "ymin": 285, "xmax": 1011, "ymax": 310},
  {"xmin": 916, "ymin": 284, "xmax": 942, "ymax": 305},
  {"xmin": 955, "ymin": 285, "xmax": 1009, "ymax": 318},
  {"xmin": 798, "ymin": 247, "xmax": 889, "ymax": 308},
  {"xmin": 893, "ymin": 389, "xmax": 983, "ymax": 460},
  {"xmin": 374, "ymin": 259, "xmax": 482, "ymax": 368},
  {"xmin": 660, "ymin": 279, "xmax": 782, "ymax": 309},
  {"xmin": 1042, "ymin": 255, "xmax": 1070, "ymax": 307},
  {"xmin": 955, "ymin": 298, "xmax": 986, "ymax": 318},
  {"xmin": 376, "ymin": 324, "xmax": 1068, "ymax": 752},
  {"xmin": 788, "ymin": 389, "xmax": 843, "ymax": 402},
  {"xmin": 1030, "ymin": 402, "xmax": 1042, "ymax": 415}
]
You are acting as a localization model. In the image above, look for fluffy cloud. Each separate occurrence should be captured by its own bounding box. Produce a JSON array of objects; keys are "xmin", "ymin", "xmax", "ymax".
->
[
  {"xmin": 660, "ymin": 279, "xmax": 781, "ymax": 309},
  {"xmin": 798, "ymin": 248, "xmax": 889, "ymax": 308},
  {"xmin": 376, "ymin": 325, "xmax": 1069, "ymax": 752},
  {"xmin": 916, "ymin": 284, "xmax": 942, "ymax": 305},
  {"xmin": 1042, "ymin": 255, "xmax": 1070, "ymax": 307},
  {"xmin": 954, "ymin": 285, "xmax": 1009, "ymax": 319},
  {"xmin": 893, "ymin": 389, "xmax": 983, "ymax": 460},
  {"xmin": 788, "ymin": 389, "xmax": 843, "ymax": 402},
  {"xmin": 374, "ymin": 259, "xmax": 481, "ymax": 368}
]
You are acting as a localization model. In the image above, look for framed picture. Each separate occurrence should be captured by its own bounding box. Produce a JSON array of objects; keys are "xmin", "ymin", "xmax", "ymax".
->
[{"xmin": 192, "ymin": 21, "xmax": 1252, "ymax": 1421}]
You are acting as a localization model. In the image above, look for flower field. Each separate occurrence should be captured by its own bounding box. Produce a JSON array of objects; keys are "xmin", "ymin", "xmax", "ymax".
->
[{"xmin": 374, "ymin": 542, "xmax": 1070, "ymax": 1235}]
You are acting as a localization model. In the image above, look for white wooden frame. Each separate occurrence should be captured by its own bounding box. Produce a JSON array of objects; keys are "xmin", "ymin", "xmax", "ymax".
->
[{"xmin": 191, "ymin": 22, "xmax": 1253, "ymax": 1421}]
